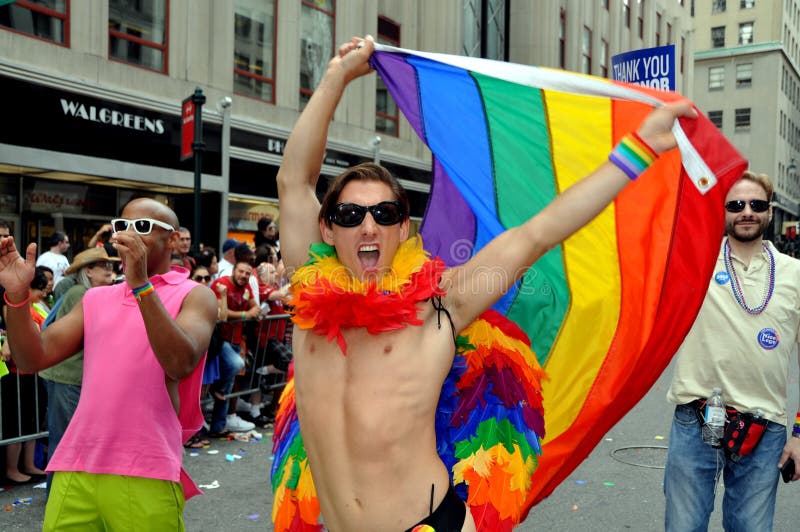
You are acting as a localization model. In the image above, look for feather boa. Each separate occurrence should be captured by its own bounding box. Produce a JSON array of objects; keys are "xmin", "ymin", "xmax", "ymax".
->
[
  {"xmin": 274, "ymin": 237, "xmax": 547, "ymax": 531},
  {"xmin": 289, "ymin": 236, "xmax": 446, "ymax": 354}
]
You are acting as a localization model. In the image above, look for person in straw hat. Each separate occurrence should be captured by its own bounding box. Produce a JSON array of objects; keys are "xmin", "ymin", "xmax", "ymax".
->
[{"xmin": 38, "ymin": 247, "xmax": 121, "ymax": 495}]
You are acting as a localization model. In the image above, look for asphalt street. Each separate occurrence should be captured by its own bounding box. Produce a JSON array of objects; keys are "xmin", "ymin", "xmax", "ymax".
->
[{"xmin": 2, "ymin": 354, "xmax": 798, "ymax": 531}]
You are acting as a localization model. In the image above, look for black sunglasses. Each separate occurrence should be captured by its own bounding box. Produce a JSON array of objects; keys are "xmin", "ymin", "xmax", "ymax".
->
[
  {"xmin": 193, "ymin": 275, "xmax": 211, "ymax": 282},
  {"xmin": 725, "ymin": 199, "xmax": 770, "ymax": 213},
  {"xmin": 329, "ymin": 201, "xmax": 406, "ymax": 227}
]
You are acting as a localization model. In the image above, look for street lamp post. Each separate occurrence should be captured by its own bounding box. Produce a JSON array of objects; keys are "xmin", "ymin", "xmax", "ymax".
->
[
  {"xmin": 191, "ymin": 88, "xmax": 206, "ymax": 256},
  {"xmin": 370, "ymin": 136, "xmax": 382, "ymax": 165}
]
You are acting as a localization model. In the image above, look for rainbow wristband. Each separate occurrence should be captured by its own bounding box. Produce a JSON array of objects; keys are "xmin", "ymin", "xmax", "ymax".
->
[
  {"xmin": 132, "ymin": 282, "xmax": 155, "ymax": 302},
  {"xmin": 608, "ymin": 132, "xmax": 658, "ymax": 180}
]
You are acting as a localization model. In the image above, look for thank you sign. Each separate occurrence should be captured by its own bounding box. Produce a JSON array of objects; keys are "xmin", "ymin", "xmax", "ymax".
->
[{"xmin": 611, "ymin": 44, "xmax": 675, "ymax": 91}]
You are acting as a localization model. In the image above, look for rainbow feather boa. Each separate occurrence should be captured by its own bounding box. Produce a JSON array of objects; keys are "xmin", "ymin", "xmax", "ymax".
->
[
  {"xmin": 289, "ymin": 236, "xmax": 446, "ymax": 354},
  {"xmin": 272, "ymin": 237, "xmax": 547, "ymax": 531}
]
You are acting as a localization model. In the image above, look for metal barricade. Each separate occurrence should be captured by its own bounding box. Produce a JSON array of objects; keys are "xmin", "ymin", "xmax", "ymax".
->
[
  {"xmin": 0, "ymin": 371, "xmax": 48, "ymax": 446},
  {"xmin": 202, "ymin": 313, "xmax": 292, "ymax": 406},
  {"xmin": 0, "ymin": 314, "xmax": 293, "ymax": 445}
]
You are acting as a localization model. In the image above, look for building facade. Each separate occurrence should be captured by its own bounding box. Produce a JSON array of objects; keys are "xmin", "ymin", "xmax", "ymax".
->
[
  {"xmin": 506, "ymin": 0, "xmax": 694, "ymax": 95},
  {"xmin": 0, "ymin": 0, "xmax": 461, "ymax": 252},
  {"xmin": 692, "ymin": 0, "xmax": 800, "ymax": 235},
  {"xmin": 1, "ymin": 0, "xmax": 693, "ymax": 255}
]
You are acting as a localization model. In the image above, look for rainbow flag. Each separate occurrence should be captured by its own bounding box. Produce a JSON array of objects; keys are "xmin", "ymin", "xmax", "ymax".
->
[{"xmin": 369, "ymin": 45, "xmax": 746, "ymax": 525}]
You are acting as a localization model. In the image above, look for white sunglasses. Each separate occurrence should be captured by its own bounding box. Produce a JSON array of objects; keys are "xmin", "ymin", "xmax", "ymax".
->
[{"xmin": 111, "ymin": 218, "xmax": 176, "ymax": 235}]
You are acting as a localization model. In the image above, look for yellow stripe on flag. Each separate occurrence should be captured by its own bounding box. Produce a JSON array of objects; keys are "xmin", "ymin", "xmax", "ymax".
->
[{"xmin": 541, "ymin": 91, "xmax": 621, "ymax": 441}]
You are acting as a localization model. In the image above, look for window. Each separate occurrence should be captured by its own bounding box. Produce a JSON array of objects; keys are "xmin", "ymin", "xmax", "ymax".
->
[
  {"xmin": 0, "ymin": 0, "xmax": 69, "ymax": 45},
  {"xmin": 108, "ymin": 0, "xmax": 168, "ymax": 73},
  {"xmin": 376, "ymin": 16, "xmax": 399, "ymax": 136},
  {"xmin": 656, "ymin": 13, "xmax": 661, "ymax": 45},
  {"xmin": 667, "ymin": 22, "xmax": 672, "ymax": 43},
  {"xmin": 623, "ymin": 0, "xmax": 630, "ymax": 28},
  {"xmin": 602, "ymin": 0, "xmax": 609, "ymax": 9},
  {"xmin": 559, "ymin": 8, "xmax": 566, "ymax": 69},
  {"xmin": 681, "ymin": 36, "xmax": 685, "ymax": 73},
  {"xmin": 739, "ymin": 22, "xmax": 754, "ymax": 44},
  {"xmin": 711, "ymin": 26, "xmax": 725, "ymax": 48},
  {"xmin": 300, "ymin": 0, "xmax": 335, "ymax": 109},
  {"xmin": 735, "ymin": 108, "xmax": 751, "ymax": 129},
  {"xmin": 463, "ymin": 0, "xmax": 506, "ymax": 60},
  {"xmin": 483, "ymin": 0, "xmax": 506, "ymax": 60},
  {"xmin": 233, "ymin": 0, "xmax": 276, "ymax": 103},
  {"xmin": 463, "ymin": 0, "xmax": 480, "ymax": 57},
  {"xmin": 740, "ymin": 0, "xmax": 755, "ymax": 8},
  {"xmin": 712, "ymin": 0, "xmax": 727, "ymax": 13},
  {"xmin": 638, "ymin": 0, "xmax": 644, "ymax": 38},
  {"xmin": 582, "ymin": 26, "xmax": 592, "ymax": 75},
  {"xmin": 709, "ymin": 66, "xmax": 725, "ymax": 90},
  {"xmin": 736, "ymin": 62, "xmax": 752, "ymax": 88},
  {"xmin": 600, "ymin": 38, "xmax": 608, "ymax": 78},
  {"xmin": 708, "ymin": 110, "xmax": 723, "ymax": 129}
]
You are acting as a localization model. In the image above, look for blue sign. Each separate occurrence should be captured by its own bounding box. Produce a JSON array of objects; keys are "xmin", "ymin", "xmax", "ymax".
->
[
  {"xmin": 757, "ymin": 328, "xmax": 779, "ymax": 350},
  {"xmin": 611, "ymin": 44, "xmax": 675, "ymax": 91}
]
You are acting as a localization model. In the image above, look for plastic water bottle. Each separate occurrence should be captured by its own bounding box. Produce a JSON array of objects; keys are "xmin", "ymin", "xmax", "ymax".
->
[{"xmin": 702, "ymin": 387, "xmax": 726, "ymax": 448}]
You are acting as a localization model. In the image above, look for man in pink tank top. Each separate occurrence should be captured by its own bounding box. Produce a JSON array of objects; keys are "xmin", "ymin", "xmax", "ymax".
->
[{"xmin": 0, "ymin": 198, "xmax": 218, "ymax": 531}]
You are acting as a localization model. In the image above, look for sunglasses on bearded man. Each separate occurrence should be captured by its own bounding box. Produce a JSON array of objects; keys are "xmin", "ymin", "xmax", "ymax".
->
[{"xmin": 724, "ymin": 199, "xmax": 770, "ymax": 214}]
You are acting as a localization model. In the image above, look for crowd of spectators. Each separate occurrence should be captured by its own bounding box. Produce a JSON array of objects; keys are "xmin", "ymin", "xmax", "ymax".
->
[
  {"xmin": 773, "ymin": 232, "xmax": 800, "ymax": 258},
  {"xmin": 0, "ymin": 215, "xmax": 292, "ymax": 485}
]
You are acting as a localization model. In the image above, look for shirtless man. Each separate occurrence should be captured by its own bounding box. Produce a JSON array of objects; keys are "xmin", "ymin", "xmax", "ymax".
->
[{"xmin": 278, "ymin": 36, "xmax": 696, "ymax": 531}]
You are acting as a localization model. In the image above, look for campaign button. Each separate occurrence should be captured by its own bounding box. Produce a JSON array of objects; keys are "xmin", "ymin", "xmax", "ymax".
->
[
  {"xmin": 757, "ymin": 328, "xmax": 779, "ymax": 350},
  {"xmin": 714, "ymin": 271, "xmax": 730, "ymax": 284}
]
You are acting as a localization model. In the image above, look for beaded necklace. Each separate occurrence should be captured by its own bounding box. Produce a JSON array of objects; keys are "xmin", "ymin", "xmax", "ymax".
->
[{"xmin": 723, "ymin": 239, "xmax": 775, "ymax": 315}]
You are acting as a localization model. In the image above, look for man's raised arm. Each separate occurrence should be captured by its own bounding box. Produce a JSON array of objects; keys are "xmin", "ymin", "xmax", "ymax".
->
[
  {"xmin": 0, "ymin": 238, "xmax": 83, "ymax": 372},
  {"xmin": 277, "ymin": 36, "xmax": 375, "ymax": 272},
  {"xmin": 444, "ymin": 100, "xmax": 699, "ymax": 331}
]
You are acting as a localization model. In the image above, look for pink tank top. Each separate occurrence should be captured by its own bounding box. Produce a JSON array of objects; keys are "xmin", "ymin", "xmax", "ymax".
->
[{"xmin": 47, "ymin": 267, "xmax": 206, "ymax": 498}]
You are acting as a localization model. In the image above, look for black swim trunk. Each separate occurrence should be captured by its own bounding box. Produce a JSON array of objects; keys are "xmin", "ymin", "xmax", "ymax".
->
[{"xmin": 404, "ymin": 485, "xmax": 466, "ymax": 532}]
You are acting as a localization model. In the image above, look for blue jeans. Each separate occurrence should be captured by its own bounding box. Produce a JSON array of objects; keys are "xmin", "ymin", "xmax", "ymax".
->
[
  {"xmin": 209, "ymin": 341, "xmax": 244, "ymax": 433},
  {"xmin": 664, "ymin": 403, "xmax": 786, "ymax": 532},
  {"xmin": 44, "ymin": 379, "xmax": 81, "ymax": 497}
]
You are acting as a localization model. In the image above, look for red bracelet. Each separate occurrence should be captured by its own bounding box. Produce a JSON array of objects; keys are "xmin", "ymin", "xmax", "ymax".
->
[{"xmin": 3, "ymin": 290, "xmax": 31, "ymax": 308}]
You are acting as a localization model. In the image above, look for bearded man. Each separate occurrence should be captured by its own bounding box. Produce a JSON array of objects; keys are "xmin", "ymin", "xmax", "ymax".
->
[{"xmin": 664, "ymin": 171, "xmax": 800, "ymax": 531}]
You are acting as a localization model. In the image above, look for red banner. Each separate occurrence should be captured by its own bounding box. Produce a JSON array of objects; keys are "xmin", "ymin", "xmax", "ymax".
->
[{"xmin": 181, "ymin": 97, "xmax": 194, "ymax": 161}]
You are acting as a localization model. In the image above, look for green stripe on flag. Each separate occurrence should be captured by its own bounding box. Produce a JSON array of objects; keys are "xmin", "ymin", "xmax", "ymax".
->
[
  {"xmin": 0, "ymin": 1, "xmax": 17, "ymax": 7},
  {"xmin": 471, "ymin": 72, "xmax": 569, "ymax": 364}
]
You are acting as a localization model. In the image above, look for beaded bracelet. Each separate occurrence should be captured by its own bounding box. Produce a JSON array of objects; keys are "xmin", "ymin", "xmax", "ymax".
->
[
  {"xmin": 132, "ymin": 282, "xmax": 155, "ymax": 302},
  {"xmin": 608, "ymin": 132, "xmax": 658, "ymax": 180},
  {"xmin": 3, "ymin": 290, "xmax": 31, "ymax": 308}
]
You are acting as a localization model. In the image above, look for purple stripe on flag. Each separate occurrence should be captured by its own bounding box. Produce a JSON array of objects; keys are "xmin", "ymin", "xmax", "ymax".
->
[
  {"xmin": 370, "ymin": 51, "xmax": 426, "ymax": 140},
  {"xmin": 370, "ymin": 51, "xmax": 475, "ymax": 265},
  {"xmin": 421, "ymin": 158, "xmax": 476, "ymax": 267}
]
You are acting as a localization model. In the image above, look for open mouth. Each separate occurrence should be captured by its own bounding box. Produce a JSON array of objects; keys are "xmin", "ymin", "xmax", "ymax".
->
[{"xmin": 357, "ymin": 244, "xmax": 380, "ymax": 270}]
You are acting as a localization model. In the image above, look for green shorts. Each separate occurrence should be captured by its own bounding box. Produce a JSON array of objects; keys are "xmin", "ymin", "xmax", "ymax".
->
[{"xmin": 43, "ymin": 471, "xmax": 185, "ymax": 531}]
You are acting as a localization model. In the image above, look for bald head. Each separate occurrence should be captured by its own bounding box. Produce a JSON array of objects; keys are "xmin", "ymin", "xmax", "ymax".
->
[
  {"xmin": 118, "ymin": 198, "xmax": 181, "ymax": 275},
  {"xmin": 122, "ymin": 197, "xmax": 180, "ymax": 229}
]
